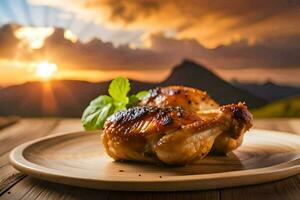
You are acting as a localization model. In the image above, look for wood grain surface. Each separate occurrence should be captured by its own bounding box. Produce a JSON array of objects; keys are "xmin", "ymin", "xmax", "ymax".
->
[{"xmin": 0, "ymin": 118, "xmax": 300, "ymax": 199}]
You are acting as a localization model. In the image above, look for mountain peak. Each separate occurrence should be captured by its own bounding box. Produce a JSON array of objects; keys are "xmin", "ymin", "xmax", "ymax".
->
[
  {"xmin": 181, "ymin": 59, "xmax": 200, "ymax": 66},
  {"xmin": 162, "ymin": 59, "xmax": 267, "ymax": 107},
  {"xmin": 264, "ymin": 81, "xmax": 277, "ymax": 86},
  {"xmin": 172, "ymin": 59, "xmax": 218, "ymax": 79},
  {"xmin": 176, "ymin": 59, "xmax": 209, "ymax": 70},
  {"xmin": 164, "ymin": 59, "xmax": 222, "ymax": 84}
]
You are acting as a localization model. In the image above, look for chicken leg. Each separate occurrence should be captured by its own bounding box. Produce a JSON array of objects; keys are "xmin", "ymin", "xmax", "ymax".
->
[
  {"xmin": 140, "ymin": 86, "xmax": 253, "ymax": 154},
  {"xmin": 102, "ymin": 103, "xmax": 252, "ymax": 165}
]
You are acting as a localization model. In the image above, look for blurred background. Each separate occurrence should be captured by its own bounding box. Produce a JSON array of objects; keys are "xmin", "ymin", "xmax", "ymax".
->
[{"xmin": 0, "ymin": 0, "xmax": 299, "ymax": 120}]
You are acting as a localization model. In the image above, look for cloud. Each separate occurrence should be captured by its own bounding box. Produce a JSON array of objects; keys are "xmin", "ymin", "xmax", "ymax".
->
[
  {"xmin": 29, "ymin": 0, "xmax": 300, "ymax": 48},
  {"xmin": 0, "ymin": 24, "xmax": 20, "ymax": 58},
  {"xmin": 39, "ymin": 28, "xmax": 172, "ymax": 70},
  {"xmin": 0, "ymin": 24, "xmax": 299, "ymax": 85},
  {"xmin": 33, "ymin": 29, "xmax": 300, "ymax": 71},
  {"xmin": 1, "ymin": 24, "xmax": 299, "ymax": 71},
  {"xmin": 136, "ymin": 32, "xmax": 300, "ymax": 69}
]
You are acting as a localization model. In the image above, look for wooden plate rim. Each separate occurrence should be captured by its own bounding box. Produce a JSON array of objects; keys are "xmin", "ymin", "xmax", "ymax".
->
[{"xmin": 9, "ymin": 129, "xmax": 300, "ymax": 191}]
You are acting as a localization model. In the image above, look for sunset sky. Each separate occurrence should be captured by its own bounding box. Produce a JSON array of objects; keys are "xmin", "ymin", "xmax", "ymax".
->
[{"xmin": 0, "ymin": 0, "xmax": 299, "ymax": 86}]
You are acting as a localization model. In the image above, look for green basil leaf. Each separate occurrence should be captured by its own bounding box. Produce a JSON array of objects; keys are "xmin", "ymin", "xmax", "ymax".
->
[
  {"xmin": 93, "ymin": 103, "xmax": 114, "ymax": 130},
  {"xmin": 108, "ymin": 77, "xmax": 130, "ymax": 103},
  {"xmin": 135, "ymin": 90, "xmax": 150, "ymax": 100},
  {"xmin": 82, "ymin": 77, "xmax": 150, "ymax": 131},
  {"xmin": 81, "ymin": 96, "xmax": 114, "ymax": 130},
  {"xmin": 128, "ymin": 95, "xmax": 139, "ymax": 107},
  {"xmin": 113, "ymin": 101, "xmax": 127, "ymax": 112},
  {"xmin": 90, "ymin": 95, "xmax": 113, "ymax": 106}
]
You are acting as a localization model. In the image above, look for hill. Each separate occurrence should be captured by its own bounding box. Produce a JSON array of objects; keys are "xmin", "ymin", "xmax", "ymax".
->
[
  {"xmin": 161, "ymin": 60, "xmax": 267, "ymax": 107},
  {"xmin": 0, "ymin": 59, "xmax": 267, "ymax": 117},
  {"xmin": 233, "ymin": 81, "xmax": 300, "ymax": 101},
  {"xmin": 0, "ymin": 80, "xmax": 155, "ymax": 117},
  {"xmin": 252, "ymin": 96, "xmax": 300, "ymax": 118}
]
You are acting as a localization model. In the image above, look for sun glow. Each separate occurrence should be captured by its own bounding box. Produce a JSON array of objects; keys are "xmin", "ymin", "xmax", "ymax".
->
[
  {"xmin": 64, "ymin": 30, "xmax": 78, "ymax": 43},
  {"xmin": 35, "ymin": 61, "xmax": 57, "ymax": 80},
  {"xmin": 15, "ymin": 27, "xmax": 54, "ymax": 49}
]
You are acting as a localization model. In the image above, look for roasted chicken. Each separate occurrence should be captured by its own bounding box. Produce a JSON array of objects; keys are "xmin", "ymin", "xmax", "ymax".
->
[
  {"xmin": 140, "ymin": 86, "xmax": 251, "ymax": 154},
  {"xmin": 102, "ymin": 103, "xmax": 252, "ymax": 165}
]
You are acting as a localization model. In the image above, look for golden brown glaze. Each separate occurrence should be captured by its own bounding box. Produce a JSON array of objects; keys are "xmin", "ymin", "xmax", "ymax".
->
[
  {"xmin": 140, "ymin": 86, "xmax": 252, "ymax": 154},
  {"xmin": 212, "ymin": 102, "xmax": 253, "ymax": 153},
  {"xmin": 104, "ymin": 106, "xmax": 201, "ymax": 138},
  {"xmin": 102, "ymin": 103, "xmax": 252, "ymax": 165}
]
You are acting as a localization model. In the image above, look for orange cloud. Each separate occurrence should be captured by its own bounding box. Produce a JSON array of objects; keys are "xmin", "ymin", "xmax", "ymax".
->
[
  {"xmin": 0, "ymin": 24, "xmax": 299, "ymax": 85},
  {"xmin": 0, "ymin": 24, "xmax": 19, "ymax": 58},
  {"xmin": 1, "ymin": 24, "xmax": 299, "ymax": 70},
  {"xmin": 29, "ymin": 0, "xmax": 300, "ymax": 48}
]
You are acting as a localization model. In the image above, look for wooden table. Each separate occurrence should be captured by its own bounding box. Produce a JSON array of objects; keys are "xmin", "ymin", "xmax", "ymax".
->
[{"xmin": 0, "ymin": 118, "xmax": 299, "ymax": 200}]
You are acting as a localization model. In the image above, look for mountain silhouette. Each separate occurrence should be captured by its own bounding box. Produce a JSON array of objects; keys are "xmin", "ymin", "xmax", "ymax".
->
[
  {"xmin": 233, "ymin": 81, "xmax": 300, "ymax": 101},
  {"xmin": 161, "ymin": 59, "xmax": 267, "ymax": 107},
  {"xmin": 0, "ymin": 59, "xmax": 267, "ymax": 117}
]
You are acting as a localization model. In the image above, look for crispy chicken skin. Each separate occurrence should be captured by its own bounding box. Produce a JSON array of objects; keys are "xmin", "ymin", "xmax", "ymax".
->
[
  {"xmin": 140, "ymin": 86, "xmax": 252, "ymax": 154},
  {"xmin": 102, "ymin": 103, "xmax": 252, "ymax": 165}
]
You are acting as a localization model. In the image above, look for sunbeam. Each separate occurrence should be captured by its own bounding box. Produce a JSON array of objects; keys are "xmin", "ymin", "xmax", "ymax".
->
[
  {"xmin": 43, "ymin": 5, "xmax": 49, "ymax": 27},
  {"xmin": 1, "ymin": 0, "xmax": 17, "ymax": 22},
  {"xmin": 41, "ymin": 82, "xmax": 58, "ymax": 115},
  {"xmin": 21, "ymin": 0, "xmax": 33, "ymax": 26}
]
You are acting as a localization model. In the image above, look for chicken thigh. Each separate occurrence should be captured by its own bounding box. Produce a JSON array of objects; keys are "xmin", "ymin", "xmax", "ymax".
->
[
  {"xmin": 140, "ymin": 86, "xmax": 252, "ymax": 154},
  {"xmin": 102, "ymin": 103, "xmax": 252, "ymax": 165}
]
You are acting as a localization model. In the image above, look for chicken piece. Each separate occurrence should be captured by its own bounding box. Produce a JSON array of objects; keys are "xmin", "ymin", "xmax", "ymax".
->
[
  {"xmin": 102, "ymin": 104, "xmax": 252, "ymax": 165},
  {"xmin": 140, "ymin": 86, "xmax": 252, "ymax": 154}
]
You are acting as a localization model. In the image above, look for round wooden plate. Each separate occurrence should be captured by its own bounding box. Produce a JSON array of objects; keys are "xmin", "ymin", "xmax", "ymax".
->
[{"xmin": 9, "ymin": 129, "xmax": 300, "ymax": 191}]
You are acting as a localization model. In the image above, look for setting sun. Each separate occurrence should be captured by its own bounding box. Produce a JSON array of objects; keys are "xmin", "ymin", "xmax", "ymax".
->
[{"xmin": 35, "ymin": 61, "xmax": 57, "ymax": 80}]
